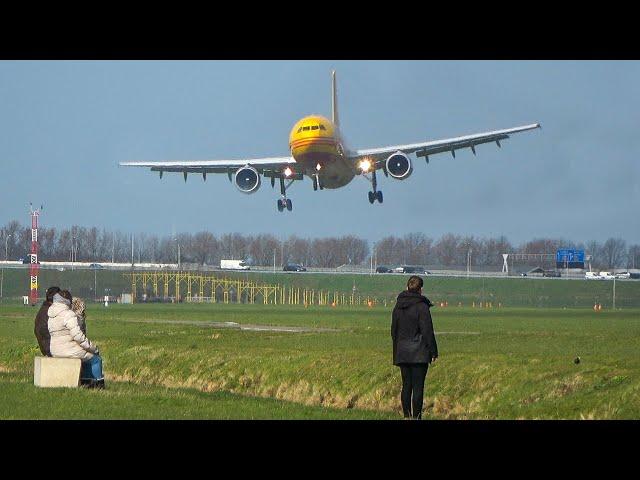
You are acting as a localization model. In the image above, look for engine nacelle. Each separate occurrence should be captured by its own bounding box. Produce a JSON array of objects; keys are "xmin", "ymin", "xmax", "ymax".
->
[
  {"xmin": 234, "ymin": 166, "xmax": 261, "ymax": 193},
  {"xmin": 385, "ymin": 151, "xmax": 413, "ymax": 180}
]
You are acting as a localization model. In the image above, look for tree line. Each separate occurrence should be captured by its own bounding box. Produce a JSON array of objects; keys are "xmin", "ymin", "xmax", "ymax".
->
[{"xmin": 0, "ymin": 220, "xmax": 638, "ymax": 270}]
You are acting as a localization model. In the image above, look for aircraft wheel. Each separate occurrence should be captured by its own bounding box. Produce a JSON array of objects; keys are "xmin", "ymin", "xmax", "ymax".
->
[
  {"xmin": 286, "ymin": 199, "xmax": 293, "ymax": 211},
  {"xmin": 277, "ymin": 199, "xmax": 284, "ymax": 212},
  {"xmin": 313, "ymin": 177, "xmax": 318, "ymax": 191},
  {"xmin": 377, "ymin": 190, "xmax": 383, "ymax": 203},
  {"xmin": 368, "ymin": 191, "xmax": 374, "ymax": 204}
]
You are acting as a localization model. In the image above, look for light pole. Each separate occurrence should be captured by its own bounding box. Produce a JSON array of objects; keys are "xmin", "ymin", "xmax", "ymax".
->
[
  {"xmin": 1, "ymin": 234, "xmax": 11, "ymax": 301},
  {"xmin": 71, "ymin": 235, "xmax": 76, "ymax": 271},
  {"xmin": 370, "ymin": 242, "xmax": 377, "ymax": 275},
  {"xmin": 467, "ymin": 248, "xmax": 472, "ymax": 278},
  {"xmin": 374, "ymin": 243, "xmax": 377, "ymax": 273}
]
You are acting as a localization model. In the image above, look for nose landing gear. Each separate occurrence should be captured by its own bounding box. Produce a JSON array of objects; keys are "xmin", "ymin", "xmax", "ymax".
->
[
  {"xmin": 368, "ymin": 190, "xmax": 383, "ymax": 204},
  {"xmin": 365, "ymin": 169, "xmax": 383, "ymax": 204},
  {"xmin": 277, "ymin": 177, "xmax": 294, "ymax": 212},
  {"xmin": 277, "ymin": 198, "xmax": 292, "ymax": 212},
  {"xmin": 312, "ymin": 174, "xmax": 324, "ymax": 191}
]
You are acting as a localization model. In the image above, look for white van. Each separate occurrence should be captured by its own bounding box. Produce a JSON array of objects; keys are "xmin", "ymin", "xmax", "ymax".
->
[
  {"xmin": 220, "ymin": 259, "xmax": 250, "ymax": 270},
  {"xmin": 599, "ymin": 271, "xmax": 615, "ymax": 280},
  {"xmin": 585, "ymin": 271, "xmax": 600, "ymax": 280}
]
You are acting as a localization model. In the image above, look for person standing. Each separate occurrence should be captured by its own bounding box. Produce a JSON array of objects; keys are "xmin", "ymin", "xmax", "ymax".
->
[
  {"xmin": 391, "ymin": 275, "xmax": 438, "ymax": 419},
  {"xmin": 34, "ymin": 286, "xmax": 60, "ymax": 357}
]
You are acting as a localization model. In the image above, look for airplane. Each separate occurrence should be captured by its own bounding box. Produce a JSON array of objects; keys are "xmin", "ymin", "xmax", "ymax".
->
[{"xmin": 120, "ymin": 71, "xmax": 541, "ymax": 212}]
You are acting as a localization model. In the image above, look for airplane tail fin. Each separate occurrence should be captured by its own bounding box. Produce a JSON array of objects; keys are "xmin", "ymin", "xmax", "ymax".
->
[{"xmin": 331, "ymin": 70, "xmax": 339, "ymax": 127}]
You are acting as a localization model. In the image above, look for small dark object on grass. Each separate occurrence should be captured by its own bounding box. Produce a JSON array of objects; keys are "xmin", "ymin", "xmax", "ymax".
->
[{"xmin": 574, "ymin": 356, "xmax": 581, "ymax": 364}]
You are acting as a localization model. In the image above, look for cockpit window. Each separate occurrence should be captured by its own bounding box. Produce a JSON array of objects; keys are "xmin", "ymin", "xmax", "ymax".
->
[
  {"xmin": 319, "ymin": 124, "xmax": 326, "ymax": 130},
  {"xmin": 297, "ymin": 127, "xmax": 303, "ymax": 133},
  {"xmin": 311, "ymin": 125, "xmax": 319, "ymax": 130},
  {"xmin": 302, "ymin": 126, "xmax": 310, "ymax": 131}
]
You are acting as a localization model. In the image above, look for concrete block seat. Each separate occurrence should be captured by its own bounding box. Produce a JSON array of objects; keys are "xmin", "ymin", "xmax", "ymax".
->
[{"xmin": 34, "ymin": 356, "xmax": 81, "ymax": 388}]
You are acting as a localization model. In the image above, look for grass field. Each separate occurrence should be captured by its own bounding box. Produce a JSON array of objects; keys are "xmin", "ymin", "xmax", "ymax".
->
[
  {"xmin": 2, "ymin": 267, "xmax": 640, "ymax": 308},
  {"xmin": 1, "ymin": 302, "xmax": 639, "ymax": 419}
]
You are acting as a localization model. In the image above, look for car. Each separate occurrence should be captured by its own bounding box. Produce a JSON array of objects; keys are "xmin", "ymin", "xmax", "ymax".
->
[
  {"xmin": 543, "ymin": 270, "xmax": 561, "ymax": 278},
  {"xmin": 89, "ymin": 263, "xmax": 104, "ymax": 269},
  {"xmin": 283, "ymin": 263, "xmax": 307, "ymax": 272},
  {"xmin": 599, "ymin": 272, "xmax": 615, "ymax": 280},
  {"xmin": 401, "ymin": 266, "xmax": 428, "ymax": 274},
  {"xmin": 21, "ymin": 255, "xmax": 39, "ymax": 264},
  {"xmin": 375, "ymin": 266, "xmax": 392, "ymax": 273},
  {"xmin": 520, "ymin": 272, "xmax": 528, "ymax": 277},
  {"xmin": 615, "ymin": 272, "xmax": 631, "ymax": 279},
  {"xmin": 585, "ymin": 271, "xmax": 600, "ymax": 280}
]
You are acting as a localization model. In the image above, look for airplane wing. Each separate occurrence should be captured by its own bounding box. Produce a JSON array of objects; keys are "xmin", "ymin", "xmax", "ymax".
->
[
  {"xmin": 119, "ymin": 156, "xmax": 296, "ymax": 175},
  {"xmin": 350, "ymin": 123, "xmax": 541, "ymax": 165}
]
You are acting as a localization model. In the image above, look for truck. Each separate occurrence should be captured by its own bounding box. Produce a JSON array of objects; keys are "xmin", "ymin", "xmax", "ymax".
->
[{"xmin": 220, "ymin": 259, "xmax": 250, "ymax": 270}]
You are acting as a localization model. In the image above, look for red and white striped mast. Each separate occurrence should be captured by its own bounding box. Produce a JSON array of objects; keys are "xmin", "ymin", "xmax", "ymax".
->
[{"xmin": 29, "ymin": 203, "xmax": 42, "ymax": 306}]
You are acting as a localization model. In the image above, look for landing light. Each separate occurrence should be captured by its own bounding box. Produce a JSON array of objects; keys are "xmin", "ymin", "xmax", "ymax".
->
[
  {"xmin": 316, "ymin": 163, "xmax": 322, "ymax": 171},
  {"xmin": 358, "ymin": 159, "xmax": 372, "ymax": 172},
  {"xmin": 284, "ymin": 167, "xmax": 293, "ymax": 177}
]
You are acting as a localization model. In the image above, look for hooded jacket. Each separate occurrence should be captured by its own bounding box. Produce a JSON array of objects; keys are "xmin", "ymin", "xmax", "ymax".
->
[
  {"xmin": 47, "ymin": 301, "xmax": 98, "ymax": 360},
  {"xmin": 34, "ymin": 300, "xmax": 53, "ymax": 356},
  {"xmin": 391, "ymin": 291, "xmax": 438, "ymax": 365}
]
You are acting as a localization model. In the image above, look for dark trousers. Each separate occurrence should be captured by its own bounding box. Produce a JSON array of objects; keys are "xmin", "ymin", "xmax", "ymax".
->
[{"xmin": 399, "ymin": 363, "xmax": 429, "ymax": 419}]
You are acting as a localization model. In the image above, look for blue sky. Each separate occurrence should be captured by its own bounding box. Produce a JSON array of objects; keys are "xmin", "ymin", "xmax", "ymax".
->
[{"xmin": 0, "ymin": 60, "xmax": 638, "ymax": 244}]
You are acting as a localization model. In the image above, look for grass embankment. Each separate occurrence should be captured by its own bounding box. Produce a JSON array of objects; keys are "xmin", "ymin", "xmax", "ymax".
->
[
  {"xmin": 2, "ymin": 268, "xmax": 639, "ymax": 307},
  {"xmin": 1, "ymin": 303, "xmax": 639, "ymax": 419}
]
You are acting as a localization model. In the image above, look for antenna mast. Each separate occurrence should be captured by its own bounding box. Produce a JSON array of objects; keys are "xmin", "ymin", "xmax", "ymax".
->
[{"xmin": 29, "ymin": 203, "xmax": 43, "ymax": 306}]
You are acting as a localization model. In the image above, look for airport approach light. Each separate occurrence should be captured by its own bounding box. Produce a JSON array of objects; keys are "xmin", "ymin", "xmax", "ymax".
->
[
  {"xmin": 284, "ymin": 167, "xmax": 293, "ymax": 177},
  {"xmin": 358, "ymin": 159, "xmax": 372, "ymax": 173}
]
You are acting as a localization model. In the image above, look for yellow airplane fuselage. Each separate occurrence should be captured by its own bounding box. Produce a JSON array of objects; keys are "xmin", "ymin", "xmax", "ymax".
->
[{"xmin": 288, "ymin": 115, "xmax": 355, "ymax": 189}]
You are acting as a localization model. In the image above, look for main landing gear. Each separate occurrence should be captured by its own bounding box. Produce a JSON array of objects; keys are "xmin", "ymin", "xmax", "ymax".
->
[
  {"xmin": 277, "ymin": 177, "xmax": 294, "ymax": 212},
  {"xmin": 365, "ymin": 169, "xmax": 383, "ymax": 204}
]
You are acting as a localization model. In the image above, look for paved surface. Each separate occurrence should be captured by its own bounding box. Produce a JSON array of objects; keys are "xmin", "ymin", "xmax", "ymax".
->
[{"xmin": 116, "ymin": 318, "xmax": 340, "ymax": 333}]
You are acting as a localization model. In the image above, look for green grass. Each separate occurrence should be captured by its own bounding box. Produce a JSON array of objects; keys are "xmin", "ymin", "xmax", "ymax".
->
[
  {"xmin": 1, "ymin": 302, "xmax": 640, "ymax": 419},
  {"xmin": 2, "ymin": 267, "xmax": 639, "ymax": 308}
]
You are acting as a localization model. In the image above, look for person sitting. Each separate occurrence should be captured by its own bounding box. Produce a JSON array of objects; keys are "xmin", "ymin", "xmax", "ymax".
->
[
  {"xmin": 34, "ymin": 286, "xmax": 60, "ymax": 357},
  {"xmin": 48, "ymin": 290, "xmax": 104, "ymax": 389}
]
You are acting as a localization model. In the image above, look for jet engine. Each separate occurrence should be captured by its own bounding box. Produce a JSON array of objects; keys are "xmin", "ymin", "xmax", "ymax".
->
[
  {"xmin": 234, "ymin": 166, "xmax": 261, "ymax": 193},
  {"xmin": 385, "ymin": 152, "xmax": 412, "ymax": 180}
]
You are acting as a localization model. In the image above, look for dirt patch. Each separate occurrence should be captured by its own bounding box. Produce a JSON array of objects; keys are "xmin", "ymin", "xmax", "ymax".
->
[
  {"xmin": 549, "ymin": 374, "xmax": 585, "ymax": 399},
  {"xmin": 0, "ymin": 364, "xmax": 16, "ymax": 373}
]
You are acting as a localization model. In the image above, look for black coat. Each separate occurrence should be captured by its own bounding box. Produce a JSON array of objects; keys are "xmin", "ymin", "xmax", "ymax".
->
[
  {"xmin": 34, "ymin": 300, "xmax": 52, "ymax": 357},
  {"xmin": 391, "ymin": 291, "xmax": 438, "ymax": 365}
]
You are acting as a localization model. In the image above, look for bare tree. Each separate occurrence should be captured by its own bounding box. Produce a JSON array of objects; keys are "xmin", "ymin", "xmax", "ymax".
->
[
  {"xmin": 434, "ymin": 233, "xmax": 460, "ymax": 266},
  {"xmin": 601, "ymin": 238, "xmax": 627, "ymax": 269},
  {"xmin": 628, "ymin": 244, "xmax": 640, "ymax": 270},
  {"xmin": 190, "ymin": 231, "xmax": 216, "ymax": 265}
]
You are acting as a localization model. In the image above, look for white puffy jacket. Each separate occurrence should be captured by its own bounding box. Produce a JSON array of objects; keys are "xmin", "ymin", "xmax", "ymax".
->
[{"xmin": 48, "ymin": 302, "xmax": 98, "ymax": 360}]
